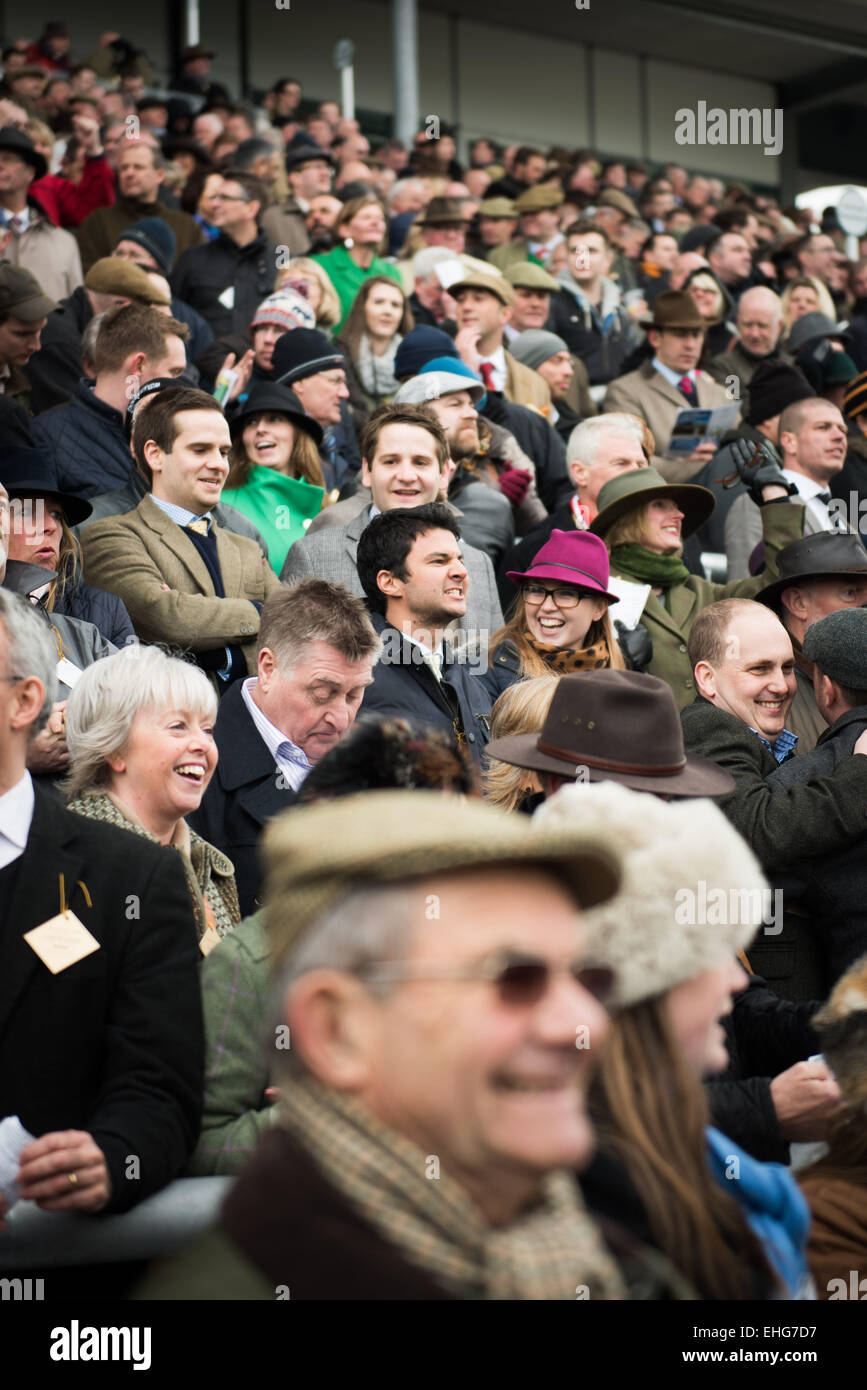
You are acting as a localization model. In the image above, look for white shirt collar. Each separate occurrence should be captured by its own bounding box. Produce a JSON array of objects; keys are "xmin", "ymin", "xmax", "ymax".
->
[
  {"xmin": 652, "ymin": 355, "xmax": 693, "ymax": 389},
  {"xmin": 0, "ymin": 770, "xmax": 34, "ymax": 869},
  {"xmin": 149, "ymin": 495, "xmax": 213, "ymax": 529},
  {"xmin": 781, "ymin": 470, "xmax": 828, "ymax": 501},
  {"xmin": 240, "ymin": 677, "xmax": 311, "ymax": 790}
]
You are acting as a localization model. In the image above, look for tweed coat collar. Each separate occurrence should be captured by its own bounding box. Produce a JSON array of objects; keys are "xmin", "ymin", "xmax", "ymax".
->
[{"xmin": 137, "ymin": 493, "xmax": 244, "ymax": 598}]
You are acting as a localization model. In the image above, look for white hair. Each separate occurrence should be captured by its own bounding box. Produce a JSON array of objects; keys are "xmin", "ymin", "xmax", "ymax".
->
[
  {"xmin": 0, "ymin": 589, "xmax": 57, "ymax": 736},
  {"xmin": 566, "ymin": 413, "xmax": 645, "ymax": 469},
  {"xmin": 65, "ymin": 645, "xmax": 217, "ymax": 797},
  {"xmin": 412, "ymin": 246, "xmax": 459, "ymax": 279},
  {"xmin": 388, "ymin": 176, "xmax": 425, "ymax": 209}
]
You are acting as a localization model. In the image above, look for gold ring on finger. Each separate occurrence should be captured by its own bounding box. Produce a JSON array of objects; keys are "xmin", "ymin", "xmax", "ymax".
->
[{"xmin": 68, "ymin": 1172, "xmax": 78, "ymax": 1186}]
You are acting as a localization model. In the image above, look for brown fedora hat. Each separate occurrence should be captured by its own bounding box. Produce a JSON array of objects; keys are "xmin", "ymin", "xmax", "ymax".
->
[
  {"xmin": 640, "ymin": 289, "xmax": 707, "ymax": 332},
  {"xmin": 486, "ymin": 670, "xmax": 734, "ymax": 795},
  {"xmin": 418, "ymin": 197, "xmax": 470, "ymax": 227}
]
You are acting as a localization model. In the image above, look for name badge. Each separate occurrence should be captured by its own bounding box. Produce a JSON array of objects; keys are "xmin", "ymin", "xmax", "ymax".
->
[
  {"xmin": 57, "ymin": 658, "xmax": 83, "ymax": 689},
  {"xmin": 24, "ymin": 912, "xmax": 100, "ymax": 974}
]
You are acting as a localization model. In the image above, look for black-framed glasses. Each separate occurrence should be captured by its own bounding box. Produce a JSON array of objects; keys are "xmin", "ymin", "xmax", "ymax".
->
[
  {"xmin": 358, "ymin": 949, "xmax": 615, "ymax": 1007},
  {"xmin": 522, "ymin": 583, "xmax": 587, "ymax": 610}
]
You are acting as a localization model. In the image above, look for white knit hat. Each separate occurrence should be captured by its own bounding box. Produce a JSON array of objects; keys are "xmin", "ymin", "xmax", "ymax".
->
[{"xmin": 534, "ymin": 782, "xmax": 767, "ymax": 1008}]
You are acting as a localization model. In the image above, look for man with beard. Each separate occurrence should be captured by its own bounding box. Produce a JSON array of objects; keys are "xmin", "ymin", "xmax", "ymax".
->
[
  {"xmin": 726, "ymin": 398, "xmax": 850, "ymax": 579},
  {"xmin": 305, "ymin": 193, "xmax": 343, "ymax": 253}
]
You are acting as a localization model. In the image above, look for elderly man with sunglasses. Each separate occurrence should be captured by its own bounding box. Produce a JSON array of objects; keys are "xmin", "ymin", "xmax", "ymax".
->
[{"xmin": 144, "ymin": 791, "xmax": 639, "ymax": 1301}]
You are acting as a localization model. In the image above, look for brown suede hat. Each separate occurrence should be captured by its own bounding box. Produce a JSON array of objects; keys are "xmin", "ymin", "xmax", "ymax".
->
[
  {"xmin": 640, "ymin": 289, "xmax": 707, "ymax": 332},
  {"xmin": 486, "ymin": 670, "xmax": 734, "ymax": 795}
]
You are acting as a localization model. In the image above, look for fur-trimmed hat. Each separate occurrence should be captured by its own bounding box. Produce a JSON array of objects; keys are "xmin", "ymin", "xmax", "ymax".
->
[{"xmin": 534, "ymin": 780, "xmax": 765, "ymax": 1007}]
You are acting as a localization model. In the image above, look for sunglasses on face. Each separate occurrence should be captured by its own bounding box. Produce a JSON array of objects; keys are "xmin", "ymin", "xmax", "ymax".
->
[{"xmin": 359, "ymin": 949, "xmax": 615, "ymax": 1006}]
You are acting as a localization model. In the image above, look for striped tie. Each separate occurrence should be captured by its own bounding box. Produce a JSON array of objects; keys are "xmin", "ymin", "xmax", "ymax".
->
[{"xmin": 188, "ymin": 516, "xmax": 210, "ymax": 535}]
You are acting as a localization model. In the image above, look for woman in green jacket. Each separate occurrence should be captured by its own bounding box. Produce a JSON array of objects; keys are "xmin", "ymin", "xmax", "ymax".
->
[
  {"xmin": 313, "ymin": 193, "xmax": 404, "ymax": 331},
  {"xmin": 590, "ymin": 461, "xmax": 804, "ymax": 707},
  {"xmin": 222, "ymin": 382, "xmax": 328, "ymax": 574}
]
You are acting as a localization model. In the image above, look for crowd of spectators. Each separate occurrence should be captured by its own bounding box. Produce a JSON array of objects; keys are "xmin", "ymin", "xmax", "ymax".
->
[{"xmin": 4, "ymin": 20, "xmax": 867, "ymax": 1305}]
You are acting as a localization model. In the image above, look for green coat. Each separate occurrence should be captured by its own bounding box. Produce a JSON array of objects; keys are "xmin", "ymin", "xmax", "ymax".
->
[
  {"xmin": 221, "ymin": 467, "xmax": 324, "ymax": 575},
  {"xmin": 611, "ymin": 501, "xmax": 805, "ymax": 709},
  {"xmin": 187, "ymin": 912, "xmax": 275, "ymax": 1176},
  {"xmin": 311, "ymin": 244, "xmax": 404, "ymax": 331}
]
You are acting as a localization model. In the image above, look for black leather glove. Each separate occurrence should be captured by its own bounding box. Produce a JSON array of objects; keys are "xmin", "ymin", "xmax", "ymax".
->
[
  {"xmin": 616, "ymin": 620, "xmax": 653, "ymax": 673},
  {"xmin": 723, "ymin": 438, "xmax": 797, "ymax": 506}
]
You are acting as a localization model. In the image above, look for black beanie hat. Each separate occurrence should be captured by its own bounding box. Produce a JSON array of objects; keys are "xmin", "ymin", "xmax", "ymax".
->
[
  {"xmin": 746, "ymin": 360, "xmax": 814, "ymax": 426},
  {"xmin": 271, "ymin": 329, "xmax": 344, "ymax": 387}
]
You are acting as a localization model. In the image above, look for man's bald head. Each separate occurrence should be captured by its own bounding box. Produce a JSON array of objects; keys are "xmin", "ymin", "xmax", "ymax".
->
[{"xmin": 736, "ymin": 286, "xmax": 782, "ymax": 357}]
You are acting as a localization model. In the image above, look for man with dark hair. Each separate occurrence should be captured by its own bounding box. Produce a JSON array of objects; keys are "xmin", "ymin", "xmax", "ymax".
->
[
  {"xmin": 487, "ymin": 146, "xmax": 546, "ymax": 201},
  {"xmin": 76, "ymin": 142, "xmax": 204, "ymax": 272},
  {"xmin": 706, "ymin": 230, "xmax": 753, "ymax": 301},
  {"xmin": 31, "ymin": 302, "xmax": 188, "ymax": 496},
  {"xmin": 0, "ymin": 125, "xmax": 83, "ymax": 301},
  {"xmin": 548, "ymin": 221, "xmax": 640, "ymax": 385},
  {"xmin": 171, "ymin": 170, "xmax": 275, "ymax": 337},
  {"xmin": 189, "ymin": 579, "xmax": 380, "ymax": 915},
  {"xmin": 0, "ymin": 263, "xmax": 55, "ymax": 412},
  {"xmin": 357, "ymin": 502, "xmax": 492, "ymax": 763},
  {"xmin": 281, "ymin": 402, "xmax": 502, "ymax": 642},
  {"xmin": 81, "ymin": 386, "xmax": 279, "ymax": 687}
]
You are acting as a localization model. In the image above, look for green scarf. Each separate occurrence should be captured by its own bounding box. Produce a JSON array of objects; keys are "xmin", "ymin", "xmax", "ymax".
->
[{"xmin": 610, "ymin": 544, "xmax": 691, "ymax": 589}]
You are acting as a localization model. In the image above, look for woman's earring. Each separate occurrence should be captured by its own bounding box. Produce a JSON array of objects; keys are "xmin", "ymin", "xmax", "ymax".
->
[{"xmin": 344, "ymin": 237, "xmax": 354, "ymax": 249}]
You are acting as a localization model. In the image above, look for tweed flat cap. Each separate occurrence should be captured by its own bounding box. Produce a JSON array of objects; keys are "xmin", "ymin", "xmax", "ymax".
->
[
  {"xmin": 597, "ymin": 188, "xmax": 639, "ymax": 219},
  {"xmin": 478, "ymin": 197, "xmax": 517, "ymax": 218},
  {"xmin": 448, "ymin": 271, "xmax": 514, "ymax": 306},
  {"xmin": 503, "ymin": 262, "xmax": 560, "ymax": 292},
  {"xmin": 263, "ymin": 789, "xmax": 620, "ymax": 965},
  {"xmin": 514, "ymin": 185, "xmax": 564, "ymax": 213},
  {"xmin": 802, "ymin": 608, "xmax": 867, "ymax": 690},
  {"xmin": 84, "ymin": 257, "xmax": 171, "ymax": 305}
]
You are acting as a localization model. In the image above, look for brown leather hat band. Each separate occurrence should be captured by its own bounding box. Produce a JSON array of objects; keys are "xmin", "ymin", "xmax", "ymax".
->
[{"xmin": 536, "ymin": 740, "xmax": 687, "ymax": 777}]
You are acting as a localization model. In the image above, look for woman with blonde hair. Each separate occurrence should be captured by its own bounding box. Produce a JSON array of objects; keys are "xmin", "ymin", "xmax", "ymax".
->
[
  {"xmin": 65, "ymin": 646, "xmax": 240, "ymax": 950},
  {"xmin": 537, "ymin": 780, "xmax": 813, "ymax": 1300},
  {"xmin": 484, "ymin": 529, "xmax": 624, "ymax": 700},
  {"xmin": 780, "ymin": 276, "xmax": 837, "ymax": 339},
  {"xmin": 3, "ymin": 446, "xmax": 135, "ymax": 647},
  {"xmin": 483, "ymin": 674, "xmax": 558, "ymax": 813},
  {"xmin": 335, "ymin": 275, "xmax": 414, "ymax": 412},
  {"xmin": 276, "ymin": 257, "xmax": 342, "ymax": 332},
  {"xmin": 681, "ymin": 265, "xmax": 733, "ymax": 357}
]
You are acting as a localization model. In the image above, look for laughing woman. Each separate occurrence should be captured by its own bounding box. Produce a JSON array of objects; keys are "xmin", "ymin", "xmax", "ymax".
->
[
  {"xmin": 65, "ymin": 647, "xmax": 240, "ymax": 948},
  {"xmin": 222, "ymin": 382, "xmax": 327, "ymax": 573},
  {"xmin": 484, "ymin": 530, "xmax": 624, "ymax": 700},
  {"xmin": 335, "ymin": 275, "xmax": 414, "ymax": 413}
]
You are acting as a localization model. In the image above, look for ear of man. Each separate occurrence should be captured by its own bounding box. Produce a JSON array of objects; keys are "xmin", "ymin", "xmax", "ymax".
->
[
  {"xmin": 11, "ymin": 677, "xmax": 47, "ymax": 734},
  {"xmin": 693, "ymin": 659, "xmax": 717, "ymax": 701},
  {"xmin": 286, "ymin": 970, "xmax": 379, "ymax": 1090}
]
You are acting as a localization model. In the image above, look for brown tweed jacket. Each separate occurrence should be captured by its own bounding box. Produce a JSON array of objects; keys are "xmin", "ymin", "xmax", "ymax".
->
[{"xmin": 81, "ymin": 493, "xmax": 280, "ymax": 675}]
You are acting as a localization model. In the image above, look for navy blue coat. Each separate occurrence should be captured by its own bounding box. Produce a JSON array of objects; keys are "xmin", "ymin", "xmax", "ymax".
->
[
  {"xmin": 31, "ymin": 382, "xmax": 133, "ymax": 498},
  {"xmin": 361, "ymin": 613, "xmax": 492, "ymax": 766}
]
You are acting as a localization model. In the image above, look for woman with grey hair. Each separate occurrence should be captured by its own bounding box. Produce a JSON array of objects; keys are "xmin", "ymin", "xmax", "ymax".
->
[{"xmin": 65, "ymin": 646, "xmax": 240, "ymax": 949}]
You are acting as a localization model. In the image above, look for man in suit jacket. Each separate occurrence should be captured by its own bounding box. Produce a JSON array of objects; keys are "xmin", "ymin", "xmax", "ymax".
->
[
  {"xmin": 0, "ymin": 590, "xmax": 203, "ymax": 1221},
  {"xmin": 603, "ymin": 290, "xmax": 736, "ymax": 483},
  {"xmin": 189, "ymin": 581, "xmax": 380, "ymax": 915},
  {"xmin": 82, "ymin": 387, "xmax": 280, "ymax": 690},
  {"xmin": 449, "ymin": 271, "xmax": 553, "ymax": 414},
  {"xmin": 281, "ymin": 403, "xmax": 503, "ymax": 648},
  {"xmin": 356, "ymin": 504, "xmax": 492, "ymax": 765}
]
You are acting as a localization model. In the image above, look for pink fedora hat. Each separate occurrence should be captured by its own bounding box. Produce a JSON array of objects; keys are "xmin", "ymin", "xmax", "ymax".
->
[{"xmin": 507, "ymin": 530, "xmax": 619, "ymax": 602}]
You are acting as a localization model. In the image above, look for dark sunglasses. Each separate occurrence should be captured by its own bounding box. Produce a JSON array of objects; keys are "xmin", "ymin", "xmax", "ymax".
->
[{"xmin": 360, "ymin": 949, "xmax": 615, "ymax": 1006}]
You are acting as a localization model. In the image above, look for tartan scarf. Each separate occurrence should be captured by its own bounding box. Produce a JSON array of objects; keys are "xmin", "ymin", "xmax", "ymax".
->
[
  {"xmin": 279, "ymin": 1075, "xmax": 625, "ymax": 1301},
  {"xmin": 524, "ymin": 634, "xmax": 611, "ymax": 672}
]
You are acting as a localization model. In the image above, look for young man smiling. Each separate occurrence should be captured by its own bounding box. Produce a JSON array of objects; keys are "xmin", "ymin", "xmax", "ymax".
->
[
  {"xmin": 82, "ymin": 387, "xmax": 280, "ymax": 690},
  {"xmin": 357, "ymin": 502, "xmax": 492, "ymax": 763},
  {"xmin": 281, "ymin": 402, "xmax": 503, "ymax": 644}
]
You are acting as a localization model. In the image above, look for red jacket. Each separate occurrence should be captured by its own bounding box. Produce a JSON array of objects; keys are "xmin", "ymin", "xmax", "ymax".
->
[{"xmin": 30, "ymin": 157, "xmax": 115, "ymax": 229}]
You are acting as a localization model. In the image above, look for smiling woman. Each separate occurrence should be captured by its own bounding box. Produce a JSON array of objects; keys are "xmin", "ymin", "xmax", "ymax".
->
[{"xmin": 65, "ymin": 646, "xmax": 240, "ymax": 947}]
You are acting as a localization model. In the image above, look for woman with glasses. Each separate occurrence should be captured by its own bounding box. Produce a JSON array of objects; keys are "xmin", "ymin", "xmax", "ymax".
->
[
  {"xmin": 484, "ymin": 530, "xmax": 624, "ymax": 700},
  {"xmin": 538, "ymin": 781, "xmax": 813, "ymax": 1300}
]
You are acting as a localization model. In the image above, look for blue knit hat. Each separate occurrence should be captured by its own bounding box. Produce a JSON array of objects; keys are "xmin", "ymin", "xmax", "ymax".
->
[
  {"xmin": 394, "ymin": 325, "xmax": 460, "ymax": 381},
  {"xmin": 115, "ymin": 218, "xmax": 177, "ymax": 275}
]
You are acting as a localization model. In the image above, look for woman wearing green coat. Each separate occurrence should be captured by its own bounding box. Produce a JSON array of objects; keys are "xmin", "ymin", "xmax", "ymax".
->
[{"xmin": 590, "ymin": 462, "xmax": 805, "ymax": 707}]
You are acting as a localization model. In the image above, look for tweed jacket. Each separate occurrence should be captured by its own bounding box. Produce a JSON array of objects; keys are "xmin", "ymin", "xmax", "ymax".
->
[
  {"xmin": 1, "ymin": 788, "xmax": 203, "ymax": 1212},
  {"xmin": 82, "ymin": 494, "xmax": 280, "ymax": 676},
  {"xmin": 609, "ymin": 499, "xmax": 805, "ymax": 709},
  {"xmin": 67, "ymin": 790, "xmax": 240, "ymax": 944},
  {"xmin": 187, "ymin": 912, "xmax": 275, "ymax": 1176},
  {"xmin": 602, "ymin": 359, "xmax": 736, "ymax": 481},
  {"xmin": 260, "ymin": 197, "xmax": 311, "ymax": 257},
  {"xmin": 280, "ymin": 503, "xmax": 504, "ymax": 645},
  {"xmin": 1, "ymin": 207, "xmax": 83, "ymax": 301}
]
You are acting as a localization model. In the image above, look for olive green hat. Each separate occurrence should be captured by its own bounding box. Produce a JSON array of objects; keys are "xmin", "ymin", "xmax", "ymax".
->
[
  {"xmin": 478, "ymin": 197, "xmax": 518, "ymax": 219},
  {"xmin": 504, "ymin": 262, "xmax": 560, "ymax": 292},
  {"xmin": 514, "ymin": 185, "xmax": 564, "ymax": 213},
  {"xmin": 590, "ymin": 466, "xmax": 715, "ymax": 541}
]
